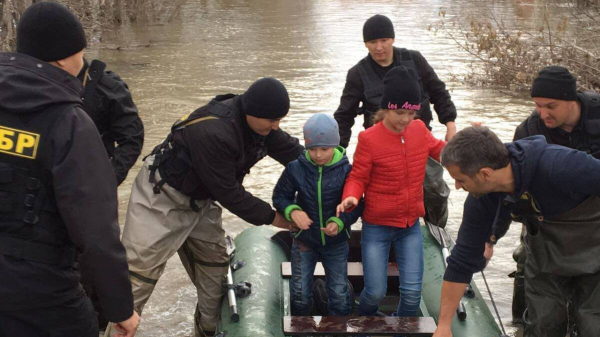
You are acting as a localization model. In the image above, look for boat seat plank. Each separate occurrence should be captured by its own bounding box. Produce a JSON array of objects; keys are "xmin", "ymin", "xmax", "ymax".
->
[
  {"xmin": 281, "ymin": 262, "xmax": 398, "ymax": 278},
  {"xmin": 283, "ymin": 316, "xmax": 436, "ymax": 336}
]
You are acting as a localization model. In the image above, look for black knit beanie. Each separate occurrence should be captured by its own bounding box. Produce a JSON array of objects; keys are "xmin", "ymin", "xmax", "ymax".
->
[
  {"xmin": 17, "ymin": 2, "xmax": 87, "ymax": 62},
  {"xmin": 380, "ymin": 66, "xmax": 422, "ymax": 110},
  {"xmin": 242, "ymin": 78, "xmax": 290, "ymax": 119},
  {"xmin": 363, "ymin": 15, "xmax": 395, "ymax": 42},
  {"xmin": 531, "ymin": 66, "xmax": 577, "ymax": 101}
]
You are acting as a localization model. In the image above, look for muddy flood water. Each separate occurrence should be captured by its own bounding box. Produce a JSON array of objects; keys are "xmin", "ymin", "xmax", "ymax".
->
[{"xmin": 84, "ymin": 1, "xmax": 563, "ymax": 335}]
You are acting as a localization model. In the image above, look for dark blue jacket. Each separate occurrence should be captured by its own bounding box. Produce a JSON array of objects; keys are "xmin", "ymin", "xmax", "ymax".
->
[
  {"xmin": 444, "ymin": 136, "xmax": 600, "ymax": 283},
  {"xmin": 273, "ymin": 147, "xmax": 363, "ymax": 247}
]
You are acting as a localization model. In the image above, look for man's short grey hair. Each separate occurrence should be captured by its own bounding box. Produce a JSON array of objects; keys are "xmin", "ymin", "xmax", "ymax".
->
[{"xmin": 441, "ymin": 126, "xmax": 510, "ymax": 176}]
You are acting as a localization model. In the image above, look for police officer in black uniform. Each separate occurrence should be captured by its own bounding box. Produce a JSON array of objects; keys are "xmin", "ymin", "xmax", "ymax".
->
[
  {"xmin": 76, "ymin": 58, "xmax": 144, "ymax": 330},
  {"xmin": 77, "ymin": 58, "xmax": 144, "ymax": 185},
  {"xmin": 0, "ymin": 3, "xmax": 139, "ymax": 336},
  {"xmin": 334, "ymin": 14, "xmax": 458, "ymax": 147},
  {"xmin": 114, "ymin": 77, "xmax": 304, "ymax": 337},
  {"xmin": 511, "ymin": 66, "xmax": 600, "ymax": 324}
]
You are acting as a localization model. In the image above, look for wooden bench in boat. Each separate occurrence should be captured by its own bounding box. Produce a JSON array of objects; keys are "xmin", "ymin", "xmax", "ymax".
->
[
  {"xmin": 281, "ymin": 262, "xmax": 398, "ymax": 278},
  {"xmin": 283, "ymin": 316, "xmax": 436, "ymax": 336}
]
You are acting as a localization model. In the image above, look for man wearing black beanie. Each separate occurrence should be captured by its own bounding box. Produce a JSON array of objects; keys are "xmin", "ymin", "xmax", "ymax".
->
[
  {"xmin": 334, "ymin": 14, "xmax": 458, "ymax": 148},
  {"xmin": 334, "ymin": 14, "xmax": 455, "ymax": 229},
  {"xmin": 111, "ymin": 77, "xmax": 303, "ymax": 337},
  {"xmin": 509, "ymin": 65, "xmax": 600, "ymax": 326},
  {"xmin": 0, "ymin": 2, "xmax": 139, "ymax": 337}
]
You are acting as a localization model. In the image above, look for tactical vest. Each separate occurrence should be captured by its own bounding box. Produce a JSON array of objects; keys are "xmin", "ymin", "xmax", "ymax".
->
[
  {"xmin": 356, "ymin": 47, "xmax": 432, "ymax": 129},
  {"xmin": 0, "ymin": 105, "xmax": 76, "ymax": 267},
  {"xmin": 148, "ymin": 94, "xmax": 267, "ymax": 207},
  {"xmin": 522, "ymin": 91, "xmax": 600, "ymax": 159},
  {"xmin": 81, "ymin": 60, "xmax": 107, "ymax": 119},
  {"xmin": 81, "ymin": 60, "xmax": 121, "ymax": 157},
  {"xmin": 580, "ymin": 91, "xmax": 600, "ymax": 157}
]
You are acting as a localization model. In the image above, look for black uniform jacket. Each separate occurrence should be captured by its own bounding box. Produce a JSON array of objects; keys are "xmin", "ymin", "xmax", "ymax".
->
[
  {"xmin": 514, "ymin": 92, "xmax": 600, "ymax": 159},
  {"xmin": 0, "ymin": 53, "xmax": 133, "ymax": 322},
  {"xmin": 170, "ymin": 95, "xmax": 304, "ymax": 226},
  {"xmin": 334, "ymin": 49, "xmax": 457, "ymax": 147},
  {"xmin": 80, "ymin": 60, "xmax": 144, "ymax": 185}
]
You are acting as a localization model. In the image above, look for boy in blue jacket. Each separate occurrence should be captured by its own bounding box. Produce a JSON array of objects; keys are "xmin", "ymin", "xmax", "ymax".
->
[{"xmin": 273, "ymin": 113, "xmax": 363, "ymax": 316}]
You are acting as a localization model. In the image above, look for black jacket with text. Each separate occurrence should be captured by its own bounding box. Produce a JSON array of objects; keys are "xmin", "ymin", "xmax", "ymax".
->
[{"xmin": 0, "ymin": 53, "xmax": 133, "ymax": 323}]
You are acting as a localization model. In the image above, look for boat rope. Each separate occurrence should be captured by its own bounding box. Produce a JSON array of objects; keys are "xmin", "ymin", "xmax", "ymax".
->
[{"xmin": 480, "ymin": 270, "xmax": 508, "ymax": 337}]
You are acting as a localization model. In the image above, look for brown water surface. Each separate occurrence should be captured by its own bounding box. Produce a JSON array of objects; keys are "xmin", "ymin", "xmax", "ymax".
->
[{"xmin": 85, "ymin": 1, "xmax": 562, "ymax": 335}]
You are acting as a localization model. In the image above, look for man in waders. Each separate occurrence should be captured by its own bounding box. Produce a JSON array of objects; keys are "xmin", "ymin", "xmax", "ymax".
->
[
  {"xmin": 75, "ymin": 57, "xmax": 144, "ymax": 331},
  {"xmin": 0, "ymin": 2, "xmax": 139, "ymax": 336},
  {"xmin": 510, "ymin": 66, "xmax": 600, "ymax": 324},
  {"xmin": 116, "ymin": 78, "xmax": 304, "ymax": 337},
  {"xmin": 432, "ymin": 126, "xmax": 600, "ymax": 337},
  {"xmin": 334, "ymin": 14, "xmax": 456, "ymax": 228}
]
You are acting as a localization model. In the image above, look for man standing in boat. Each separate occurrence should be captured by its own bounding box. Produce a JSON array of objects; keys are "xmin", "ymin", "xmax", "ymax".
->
[
  {"xmin": 117, "ymin": 78, "xmax": 304, "ymax": 337},
  {"xmin": 334, "ymin": 14, "xmax": 457, "ymax": 146},
  {"xmin": 432, "ymin": 126, "xmax": 600, "ymax": 337},
  {"xmin": 0, "ymin": 2, "xmax": 139, "ymax": 336},
  {"xmin": 334, "ymin": 14, "xmax": 457, "ymax": 228},
  {"xmin": 510, "ymin": 66, "xmax": 600, "ymax": 324}
]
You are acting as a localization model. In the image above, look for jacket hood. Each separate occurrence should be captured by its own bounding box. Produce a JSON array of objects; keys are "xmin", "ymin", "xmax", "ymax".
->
[
  {"xmin": 507, "ymin": 135, "xmax": 548, "ymax": 197},
  {"xmin": 300, "ymin": 146, "xmax": 348, "ymax": 170},
  {"xmin": 0, "ymin": 52, "xmax": 83, "ymax": 114}
]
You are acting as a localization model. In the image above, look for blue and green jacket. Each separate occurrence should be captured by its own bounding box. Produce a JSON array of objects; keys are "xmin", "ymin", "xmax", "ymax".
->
[{"xmin": 273, "ymin": 146, "xmax": 363, "ymax": 247}]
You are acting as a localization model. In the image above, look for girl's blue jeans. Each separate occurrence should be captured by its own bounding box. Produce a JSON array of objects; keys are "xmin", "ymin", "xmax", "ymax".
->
[{"xmin": 358, "ymin": 219, "xmax": 424, "ymax": 317}]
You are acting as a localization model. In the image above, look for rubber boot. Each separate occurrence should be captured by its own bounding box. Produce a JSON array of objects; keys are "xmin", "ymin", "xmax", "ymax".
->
[{"xmin": 512, "ymin": 272, "xmax": 526, "ymax": 325}]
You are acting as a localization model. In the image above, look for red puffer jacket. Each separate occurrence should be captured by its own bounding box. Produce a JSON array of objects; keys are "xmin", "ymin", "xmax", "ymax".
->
[{"xmin": 343, "ymin": 120, "xmax": 445, "ymax": 228}]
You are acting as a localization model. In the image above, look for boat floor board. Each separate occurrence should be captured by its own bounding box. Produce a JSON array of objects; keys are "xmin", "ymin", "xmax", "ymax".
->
[
  {"xmin": 281, "ymin": 262, "xmax": 399, "ymax": 278},
  {"xmin": 283, "ymin": 316, "xmax": 436, "ymax": 336}
]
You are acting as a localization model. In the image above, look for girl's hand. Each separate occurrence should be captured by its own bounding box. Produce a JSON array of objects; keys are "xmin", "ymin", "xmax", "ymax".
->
[
  {"xmin": 321, "ymin": 222, "xmax": 339, "ymax": 237},
  {"xmin": 336, "ymin": 197, "xmax": 358, "ymax": 217},
  {"xmin": 290, "ymin": 210, "xmax": 313, "ymax": 230}
]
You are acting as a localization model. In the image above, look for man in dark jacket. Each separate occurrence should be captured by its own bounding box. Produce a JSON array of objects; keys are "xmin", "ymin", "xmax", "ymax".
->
[
  {"xmin": 0, "ymin": 2, "xmax": 138, "ymax": 336},
  {"xmin": 510, "ymin": 66, "xmax": 600, "ymax": 323},
  {"xmin": 334, "ymin": 14, "xmax": 457, "ymax": 147},
  {"xmin": 77, "ymin": 59, "xmax": 144, "ymax": 185},
  {"xmin": 75, "ymin": 58, "xmax": 144, "ymax": 331},
  {"xmin": 116, "ymin": 78, "xmax": 304, "ymax": 337},
  {"xmin": 334, "ymin": 14, "xmax": 455, "ymax": 229},
  {"xmin": 432, "ymin": 127, "xmax": 600, "ymax": 337}
]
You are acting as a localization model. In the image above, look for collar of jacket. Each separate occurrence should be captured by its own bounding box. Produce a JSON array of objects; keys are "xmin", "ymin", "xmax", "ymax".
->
[
  {"xmin": 304, "ymin": 146, "xmax": 345, "ymax": 166},
  {"xmin": 0, "ymin": 52, "xmax": 83, "ymax": 113}
]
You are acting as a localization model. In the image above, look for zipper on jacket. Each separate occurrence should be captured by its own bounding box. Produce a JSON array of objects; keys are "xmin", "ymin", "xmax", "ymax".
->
[
  {"xmin": 401, "ymin": 136, "xmax": 409, "ymax": 226},
  {"xmin": 318, "ymin": 166, "xmax": 326, "ymax": 245}
]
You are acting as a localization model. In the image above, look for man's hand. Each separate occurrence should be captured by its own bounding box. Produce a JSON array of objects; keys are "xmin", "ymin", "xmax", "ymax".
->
[
  {"xmin": 112, "ymin": 311, "xmax": 140, "ymax": 337},
  {"xmin": 272, "ymin": 212, "xmax": 298, "ymax": 229},
  {"xmin": 434, "ymin": 281, "xmax": 467, "ymax": 337},
  {"xmin": 321, "ymin": 222, "xmax": 339, "ymax": 237},
  {"xmin": 432, "ymin": 326, "xmax": 453, "ymax": 337},
  {"xmin": 290, "ymin": 210, "xmax": 312, "ymax": 230},
  {"xmin": 445, "ymin": 121, "xmax": 457, "ymax": 142},
  {"xmin": 336, "ymin": 197, "xmax": 358, "ymax": 216},
  {"xmin": 484, "ymin": 242, "xmax": 494, "ymax": 266}
]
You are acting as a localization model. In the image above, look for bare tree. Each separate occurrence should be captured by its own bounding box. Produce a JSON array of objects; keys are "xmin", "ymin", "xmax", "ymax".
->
[
  {"xmin": 433, "ymin": 0, "xmax": 600, "ymax": 96},
  {"xmin": 0, "ymin": 0, "xmax": 184, "ymax": 52}
]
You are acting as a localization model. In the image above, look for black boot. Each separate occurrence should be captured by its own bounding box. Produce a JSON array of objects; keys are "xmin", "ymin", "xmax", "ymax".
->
[{"xmin": 511, "ymin": 271, "xmax": 526, "ymax": 325}]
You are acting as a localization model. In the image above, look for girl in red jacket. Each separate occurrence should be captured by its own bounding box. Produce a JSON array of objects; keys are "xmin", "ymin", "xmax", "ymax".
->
[{"xmin": 338, "ymin": 66, "xmax": 446, "ymax": 317}]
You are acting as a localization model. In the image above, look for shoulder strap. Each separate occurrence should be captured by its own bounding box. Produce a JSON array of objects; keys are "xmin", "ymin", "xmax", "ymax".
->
[
  {"xmin": 82, "ymin": 60, "xmax": 107, "ymax": 116},
  {"xmin": 171, "ymin": 94, "xmax": 236, "ymax": 132}
]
